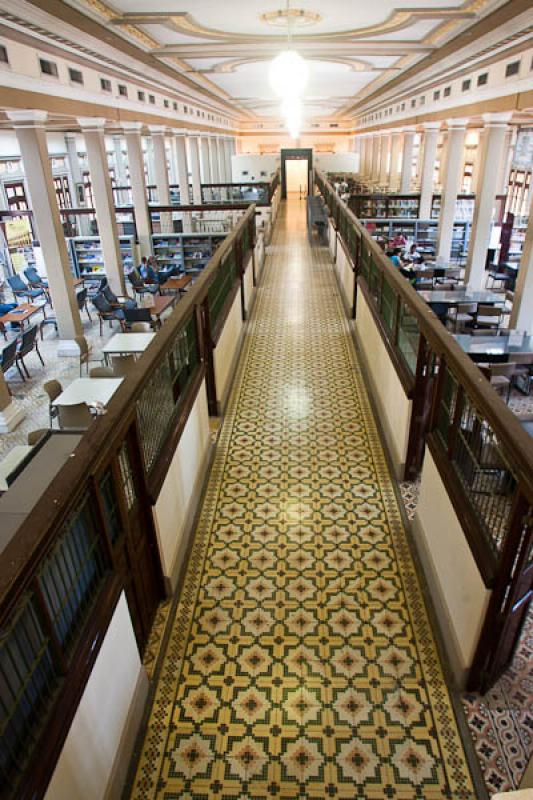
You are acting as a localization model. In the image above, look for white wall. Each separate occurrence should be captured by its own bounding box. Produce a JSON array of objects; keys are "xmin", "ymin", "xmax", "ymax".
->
[
  {"xmin": 413, "ymin": 450, "xmax": 491, "ymax": 685},
  {"xmin": 334, "ymin": 239, "xmax": 354, "ymax": 311},
  {"xmin": 45, "ymin": 593, "xmax": 146, "ymax": 800},
  {"xmin": 231, "ymin": 154, "xmax": 279, "ymax": 182},
  {"xmin": 213, "ymin": 288, "xmax": 244, "ymax": 411},
  {"xmin": 152, "ymin": 380, "xmax": 211, "ymax": 588},
  {"xmin": 314, "ymin": 152, "xmax": 358, "ymax": 174},
  {"xmin": 354, "ymin": 289, "xmax": 412, "ymax": 475},
  {"xmin": 243, "ymin": 253, "xmax": 255, "ymax": 314}
]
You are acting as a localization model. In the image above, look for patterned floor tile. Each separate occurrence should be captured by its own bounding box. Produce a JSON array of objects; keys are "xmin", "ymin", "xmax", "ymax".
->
[{"xmin": 128, "ymin": 199, "xmax": 476, "ymax": 799}]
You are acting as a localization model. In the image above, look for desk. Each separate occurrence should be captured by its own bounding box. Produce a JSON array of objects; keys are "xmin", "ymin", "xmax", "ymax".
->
[
  {"xmin": 454, "ymin": 332, "xmax": 533, "ymax": 363},
  {"xmin": 418, "ymin": 290, "xmax": 505, "ymax": 306},
  {"xmin": 160, "ymin": 275, "xmax": 193, "ymax": 294},
  {"xmin": 141, "ymin": 294, "xmax": 176, "ymax": 320},
  {"xmin": 53, "ymin": 377, "xmax": 123, "ymax": 407},
  {"xmin": 0, "ymin": 303, "xmax": 44, "ymax": 329},
  {"xmin": 0, "ymin": 445, "xmax": 33, "ymax": 491},
  {"xmin": 102, "ymin": 332, "xmax": 155, "ymax": 358}
]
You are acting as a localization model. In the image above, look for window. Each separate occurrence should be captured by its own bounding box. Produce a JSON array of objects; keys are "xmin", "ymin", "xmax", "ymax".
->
[
  {"xmin": 138, "ymin": 90, "xmax": 145, "ymax": 101},
  {"xmin": 401, "ymin": 102, "xmax": 405, "ymax": 111},
  {"xmin": 164, "ymin": 99, "xmax": 169, "ymax": 108},
  {"xmin": 444, "ymin": 86, "xmax": 451, "ymax": 97},
  {"xmin": 505, "ymin": 61, "xmax": 520, "ymax": 77},
  {"xmin": 477, "ymin": 72, "xmax": 488, "ymax": 86},
  {"xmin": 118, "ymin": 84, "xmax": 128, "ymax": 97},
  {"xmin": 0, "ymin": 44, "xmax": 8, "ymax": 64},
  {"xmin": 69, "ymin": 68, "xmax": 83, "ymax": 84},
  {"xmin": 420, "ymin": 96, "xmax": 425, "ymax": 105},
  {"xmin": 148, "ymin": 94, "xmax": 155, "ymax": 104},
  {"xmin": 173, "ymin": 101, "xmax": 178, "ymax": 110},
  {"xmin": 184, "ymin": 105, "xmax": 188, "ymax": 113},
  {"xmin": 462, "ymin": 79, "xmax": 471, "ymax": 92},
  {"xmin": 433, "ymin": 89, "xmax": 440, "ymax": 101},
  {"xmin": 39, "ymin": 58, "xmax": 58, "ymax": 77},
  {"xmin": 100, "ymin": 78, "xmax": 112, "ymax": 92},
  {"xmin": 411, "ymin": 98, "xmax": 416, "ymax": 108}
]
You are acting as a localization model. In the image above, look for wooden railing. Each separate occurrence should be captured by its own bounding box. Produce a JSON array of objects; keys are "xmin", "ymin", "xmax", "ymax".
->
[
  {"xmin": 315, "ymin": 169, "xmax": 533, "ymax": 691},
  {"xmin": 0, "ymin": 204, "xmax": 256, "ymax": 800},
  {"xmin": 201, "ymin": 171, "xmax": 280, "ymax": 207}
]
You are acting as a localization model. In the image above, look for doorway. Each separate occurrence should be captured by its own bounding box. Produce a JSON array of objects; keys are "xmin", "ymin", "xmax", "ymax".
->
[
  {"xmin": 286, "ymin": 159, "xmax": 308, "ymax": 195},
  {"xmin": 281, "ymin": 148, "xmax": 313, "ymax": 198}
]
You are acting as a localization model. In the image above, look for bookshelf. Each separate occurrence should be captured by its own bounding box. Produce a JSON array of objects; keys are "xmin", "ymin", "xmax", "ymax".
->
[
  {"xmin": 69, "ymin": 235, "xmax": 136, "ymax": 279},
  {"xmin": 362, "ymin": 219, "xmax": 471, "ymax": 262},
  {"xmin": 151, "ymin": 233, "xmax": 226, "ymax": 275}
]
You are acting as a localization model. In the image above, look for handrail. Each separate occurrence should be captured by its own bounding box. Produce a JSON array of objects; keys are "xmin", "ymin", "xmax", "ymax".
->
[{"xmin": 315, "ymin": 168, "xmax": 533, "ymax": 502}]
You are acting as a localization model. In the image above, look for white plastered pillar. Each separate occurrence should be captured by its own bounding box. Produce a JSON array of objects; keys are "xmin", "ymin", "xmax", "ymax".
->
[
  {"xmin": 465, "ymin": 113, "xmax": 512, "ymax": 290},
  {"xmin": 123, "ymin": 122, "xmax": 152, "ymax": 259},
  {"xmin": 400, "ymin": 128, "xmax": 416, "ymax": 193},
  {"xmin": 436, "ymin": 119, "xmax": 468, "ymax": 263},
  {"xmin": 8, "ymin": 110, "xmax": 83, "ymax": 357},
  {"xmin": 419, "ymin": 122, "xmax": 441, "ymax": 219},
  {"xmin": 510, "ymin": 207, "xmax": 533, "ymax": 334},
  {"xmin": 188, "ymin": 136, "xmax": 203, "ymax": 204},
  {"xmin": 389, "ymin": 131, "xmax": 403, "ymax": 191},
  {"xmin": 200, "ymin": 136, "xmax": 212, "ymax": 184},
  {"xmin": 78, "ymin": 118, "xmax": 125, "ymax": 294}
]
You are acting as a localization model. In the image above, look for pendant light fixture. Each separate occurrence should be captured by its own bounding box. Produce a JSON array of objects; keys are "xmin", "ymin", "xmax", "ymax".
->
[{"xmin": 268, "ymin": 0, "xmax": 308, "ymax": 137}]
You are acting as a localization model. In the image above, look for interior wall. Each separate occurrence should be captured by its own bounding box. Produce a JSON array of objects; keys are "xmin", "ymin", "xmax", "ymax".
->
[
  {"xmin": 44, "ymin": 593, "xmax": 146, "ymax": 800},
  {"xmin": 285, "ymin": 159, "xmax": 309, "ymax": 193},
  {"xmin": 231, "ymin": 153, "xmax": 279, "ymax": 182},
  {"xmin": 213, "ymin": 288, "xmax": 245, "ymax": 412}
]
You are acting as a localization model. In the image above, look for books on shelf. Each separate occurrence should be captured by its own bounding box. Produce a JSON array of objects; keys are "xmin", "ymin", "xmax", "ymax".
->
[{"xmin": 69, "ymin": 235, "xmax": 135, "ymax": 278}]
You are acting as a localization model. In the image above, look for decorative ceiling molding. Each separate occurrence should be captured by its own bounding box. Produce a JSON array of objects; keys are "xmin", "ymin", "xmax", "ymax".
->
[
  {"xmin": 109, "ymin": 7, "xmax": 477, "ymax": 44},
  {"xmin": 189, "ymin": 55, "xmax": 396, "ymax": 75}
]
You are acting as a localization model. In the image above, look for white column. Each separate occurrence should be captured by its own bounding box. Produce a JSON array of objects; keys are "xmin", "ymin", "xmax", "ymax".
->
[
  {"xmin": 200, "ymin": 136, "xmax": 212, "ymax": 183},
  {"xmin": 78, "ymin": 118, "xmax": 125, "ymax": 294},
  {"xmin": 362, "ymin": 136, "xmax": 371, "ymax": 178},
  {"xmin": 0, "ymin": 369, "xmax": 24, "ymax": 432},
  {"xmin": 112, "ymin": 134, "xmax": 128, "ymax": 205},
  {"xmin": 209, "ymin": 137, "xmax": 220, "ymax": 183},
  {"xmin": 436, "ymin": 119, "xmax": 467, "ymax": 263},
  {"xmin": 188, "ymin": 136, "xmax": 202, "ymax": 204},
  {"xmin": 370, "ymin": 135, "xmax": 380, "ymax": 182},
  {"xmin": 8, "ymin": 110, "xmax": 83, "ymax": 356},
  {"xmin": 497, "ymin": 126, "xmax": 516, "ymax": 197},
  {"xmin": 224, "ymin": 138, "xmax": 233, "ymax": 183},
  {"xmin": 470, "ymin": 130, "xmax": 483, "ymax": 195},
  {"xmin": 148, "ymin": 126, "xmax": 170, "ymax": 206},
  {"xmin": 419, "ymin": 122, "xmax": 440, "ymax": 219},
  {"xmin": 216, "ymin": 138, "xmax": 226, "ymax": 183},
  {"xmin": 510, "ymin": 208, "xmax": 533, "ymax": 333},
  {"xmin": 465, "ymin": 113, "xmax": 513, "ymax": 290},
  {"xmin": 378, "ymin": 133, "xmax": 391, "ymax": 186},
  {"xmin": 123, "ymin": 122, "xmax": 152, "ymax": 258},
  {"xmin": 400, "ymin": 128, "xmax": 416, "ymax": 193},
  {"xmin": 173, "ymin": 132, "xmax": 190, "ymax": 205},
  {"xmin": 389, "ymin": 131, "xmax": 403, "ymax": 190},
  {"xmin": 144, "ymin": 136, "xmax": 155, "ymax": 187},
  {"xmin": 65, "ymin": 132, "xmax": 91, "ymax": 235}
]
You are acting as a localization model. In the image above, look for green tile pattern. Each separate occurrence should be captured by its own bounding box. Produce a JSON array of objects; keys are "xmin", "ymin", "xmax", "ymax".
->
[{"xmin": 130, "ymin": 200, "xmax": 475, "ymax": 799}]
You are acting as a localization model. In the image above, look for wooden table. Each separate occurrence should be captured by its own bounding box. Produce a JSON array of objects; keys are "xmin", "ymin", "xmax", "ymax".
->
[
  {"xmin": 0, "ymin": 445, "xmax": 33, "ymax": 491},
  {"xmin": 52, "ymin": 377, "xmax": 123, "ymax": 407},
  {"xmin": 0, "ymin": 303, "xmax": 44, "ymax": 330},
  {"xmin": 141, "ymin": 294, "xmax": 176, "ymax": 320},
  {"xmin": 160, "ymin": 275, "xmax": 193, "ymax": 294},
  {"xmin": 102, "ymin": 332, "xmax": 155, "ymax": 359},
  {"xmin": 417, "ymin": 290, "xmax": 505, "ymax": 306}
]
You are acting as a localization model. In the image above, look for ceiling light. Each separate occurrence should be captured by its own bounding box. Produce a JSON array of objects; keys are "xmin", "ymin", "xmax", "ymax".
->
[{"xmin": 269, "ymin": 50, "xmax": 308, "ymax": 99}]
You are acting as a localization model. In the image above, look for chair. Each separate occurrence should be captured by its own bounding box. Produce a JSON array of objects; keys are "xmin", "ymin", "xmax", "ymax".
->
[
  {"xmin": 74, "ymin": 335, "xmax": 91, "ymax": 376},
  {"xmin": 43, "ymin": 379, "xmax": 62, "ymax": 427},
  {"xmin": 435, "ymin": 268, "xmax": 461, "ymax": 286},
  {"xmin": 24, "ymin": 267, "xmax": 48, "ymax": 290},
  {"xmin": 475, "ymin": 304, "xmax": 504, "ymax": 330},
  {"xmin": 102, "ymin": 285, "xmax": 137, "ymax": 310},
  {"xmin": 0, "ymin": 339, "xmax": 25, "ymax": 381},
  {"xmin": 76, "ymin": 288, "xmax": 92, "ymax": 321},
  {"xmin": 91, "ymin": 294, "xmax": 126, "ymax": 335},
  {"xmin": 86, "ymin": 277, "xmax": 108, "ymax": 299},
  {"xmin": 446, "ymin": 302, "xmax": 477, "ymax": 333},
  {"xmin": 7, "ymin": 274, "xmax": 46, "ymax": 303},
  {"xmin": 487, "ymin": 267, "xmax": 512, "ymax": 290},
  {"xmin": 480, "ymin": 362, "xmax": 517, "ymax": 403},
  {"xmin": 124, "ymin": 307, "xmax": 156, "ymax": 330},
  {"xmin": 428, "ymin": 302, "xmax": 449, "ymax": 323},
  {"xmin": 111, "ymin": 354, "xmax": 136, "ymax": 376},
  {"xmin": 471, "ymin": 329, "xmax": 499, "ymax": 336},
  {"xmin": 510, "ymin": 352, "xmax": 533, "ymax": 395},
  {"xmin": 89, "ymin": 366, "xmax": 116, "ymax": 378},
  {"xmin": 58, "ymin": 402, "xmax": 94, "ymax": 430},
  {"xmin": 130, "ymin": 322, "xmax": 153, "ymax": 332},
  {"xmin": 127, "ymin": 269, "xmax": 159, "ymax": 298},
  {"xmin": 16, "ymin": 325, "xmax": 45, "ymax": 378},
  {"xmin": 27, "ymin": 429, "xmax": 49, "ymax": 446},
  {"xmin": 434, "ymin": 281, "xmax": 455, "ymax": 291}
]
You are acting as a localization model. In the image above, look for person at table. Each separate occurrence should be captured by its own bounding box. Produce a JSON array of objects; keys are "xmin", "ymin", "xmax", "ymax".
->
[
  {"xmin": 405, "ymin": 243, "xmax": 424, "ymax": 264},
  {"xmin": 139, "ymin": 256, "xmax": 161, "ymax": 285},
  {"xmin": 391, "ymin": 232, "xmax": 406, "ymax": 249},
  {"xmin": 386, "ymin": 246, "xmax": 403, "ymax": 268}
]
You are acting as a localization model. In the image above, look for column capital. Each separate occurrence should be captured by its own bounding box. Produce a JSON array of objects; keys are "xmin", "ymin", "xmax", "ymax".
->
[
  {"xmin": 422, "ymin": 121, "xmax": 441, "ymax": 132},
  {"xmin": 77, "ymin": 117, "xmax": 107, "ymax": 131},
  {"xmin": 171, "ymin": 129, "xmax": 188, "ymax": 137},
  {"xmin": 446, "ymin": 118, "xmax": 469, "ymax": 129},
  {"xmin": 401, "ymin": 126, "xmax": 417, "ymax": 134},
  {"xmin": 482, "ymin": 112, "xmax": 513, "ymax": 127},
  {"xmin": 122, "ymin": 121, "xmax": 144, "ymax": 133},
  {"xmin": 6, "ymin": 109, "xmax": 48, "ymax": 127},
  {"xmin": 148, "ymin": 124, "xmax": 167, "ymax": 136},
  {"xmin": 64, "ymin": 131, "xmax": 78, "ymax": 141}
]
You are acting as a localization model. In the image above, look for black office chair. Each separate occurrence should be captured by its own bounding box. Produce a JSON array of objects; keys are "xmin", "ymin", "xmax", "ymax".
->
[
  {"xmin": 76, "ymin": 288, "xmax": 92, "ymax": 321},
  {"xmin": 16, "ymin": 325, "xmax": 45, "ymax": 378},
  {"xmin": 102, "ymin": 285, "xmax": 137, "ymax": 310},
  {"xmin": 124, "ymin": 307, "xmax": 156, "ymax": 330},
  {"xmin": 92, "ymin": 294, "xmax": 126, "ymax": 335},
  {"xmin": 127, "ymin": 270, "xmax": 159, "ymax": 298},
  {"xmin": 0, "ymin": 338, "xmax": 25, "ymax": 381}
]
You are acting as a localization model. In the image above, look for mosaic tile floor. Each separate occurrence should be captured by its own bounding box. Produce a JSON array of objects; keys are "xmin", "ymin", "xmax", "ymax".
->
[{"xmin": 129, "ymin": 198, "xmax": 477, "ymax": 799}]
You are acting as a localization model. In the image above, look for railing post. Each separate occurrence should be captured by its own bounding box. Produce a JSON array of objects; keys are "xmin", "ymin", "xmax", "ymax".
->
[
  {"xmin": 199, "ymin": 297, "xmax": 218, "ymax": 415},
  {"xmin": 404, "ymin": 334, "xmax": 436, "ymax": 479}
]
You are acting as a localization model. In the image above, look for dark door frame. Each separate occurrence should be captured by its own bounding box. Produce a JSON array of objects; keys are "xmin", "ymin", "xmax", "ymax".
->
[{"xmin": 281, "ymin": 148, "xmax": 313, "ymax": 199}]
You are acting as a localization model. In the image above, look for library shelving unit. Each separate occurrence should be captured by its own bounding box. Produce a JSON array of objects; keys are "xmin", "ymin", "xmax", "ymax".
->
[
  {"xmin": 151, "ymin": 233, "xmax": 226, "ymax": 275},
  {"xmin": 348, "ymin": 194, "xmax": 420, "ymax": 219},
  {"xmin": 68, "ymin": 235, "xmax": 136, "ymax": 279},
  {"xmin": 362, "ymin": 219, "xmax": 472, "ymax": 262},
  {"xmin": 431, "ymin": 194, "xmax": 475, "ymax": 221}
]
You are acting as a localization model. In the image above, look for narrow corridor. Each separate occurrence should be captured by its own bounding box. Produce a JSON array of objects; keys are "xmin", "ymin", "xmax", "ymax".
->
[{"xmin": 130, "ymin": 198, "xmax": 476, "ymax": 799}]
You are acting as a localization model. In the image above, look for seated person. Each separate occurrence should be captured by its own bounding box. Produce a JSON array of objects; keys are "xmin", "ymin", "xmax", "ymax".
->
[
  {"xmin": 386, "ymin": 247, "xmax": 403, "ymax": 268},
  {"xmin": 405, "ymin": 243, "xmax": 424, "ymax": 264},
  {"xmin": 391, "ymin": 232, "xmax": 406, "ymax": 248}
]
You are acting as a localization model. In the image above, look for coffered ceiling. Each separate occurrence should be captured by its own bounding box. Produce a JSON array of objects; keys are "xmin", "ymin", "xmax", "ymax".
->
[{"xmin": 66, "ymin": 0, "xmax": 508, "ymax": 123}]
